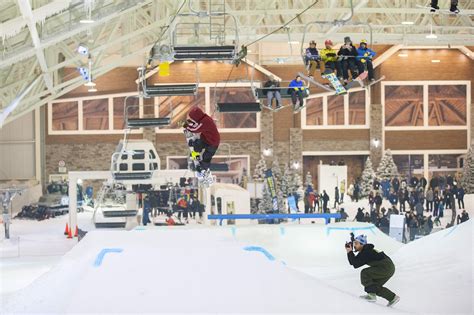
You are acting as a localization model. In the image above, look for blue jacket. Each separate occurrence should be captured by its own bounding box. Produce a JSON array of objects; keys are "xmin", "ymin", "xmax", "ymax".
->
[
  {"xmin": 357, "ymin": 47, "xmax": 376, "ymax": 60},
  {"xmin": 289, "ymin": 79, "xmax": 304, "ymax": 89}
]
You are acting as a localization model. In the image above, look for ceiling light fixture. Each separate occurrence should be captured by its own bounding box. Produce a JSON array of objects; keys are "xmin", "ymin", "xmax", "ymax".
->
[
  {"xmin": 402, "ymin": 21, "xmax": 414, "ymax": 25},
  {"xmin": 88, "ymin": 87, "xmax": 97, "ymax": 92},
  {"xmin": 288, "ymin": 41, "xmax": 300, "ymax": 44},
  {"xmin": 431, "ymin": 59, "xmax": 441, "ymax": 63},
  {"xmin": 79, "ymin": 19, "xmax": 94, "ymax": 24},
  {"xmin": 398, "ymin": 53, "xmax": 408, "ymax": 57}
]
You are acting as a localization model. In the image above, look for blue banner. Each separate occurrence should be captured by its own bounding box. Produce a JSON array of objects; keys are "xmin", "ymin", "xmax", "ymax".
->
[{"xmin": 287, "ymin": 196, "xmax": 298, "ymax": 213}]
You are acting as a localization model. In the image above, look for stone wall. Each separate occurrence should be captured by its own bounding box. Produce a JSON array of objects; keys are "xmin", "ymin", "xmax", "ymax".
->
[{"xmin": 369, "ymin": 103, "xmax": 383, "ymax": 168}]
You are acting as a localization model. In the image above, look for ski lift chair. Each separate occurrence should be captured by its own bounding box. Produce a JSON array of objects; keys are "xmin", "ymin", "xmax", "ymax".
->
[
  {"xmin": 137, "ymin": 67, "xmax": 199, "ymax": 98},
  {"xmin": 170, "ymin": 10, "xmax": 240, "ymax": 61}
]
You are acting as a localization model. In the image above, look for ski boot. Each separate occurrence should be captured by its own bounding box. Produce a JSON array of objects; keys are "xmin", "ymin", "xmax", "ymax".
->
[
  {"xmin": 387, "ymin": 295, "xmax": 400, "ymax": 307},
  {"xmin": 359, "ymin": 293, "xmax": 376, "ymax": 302},
  {"xmin": 450, "ymin": 5, "xmax": 459, "ymax": 14}
]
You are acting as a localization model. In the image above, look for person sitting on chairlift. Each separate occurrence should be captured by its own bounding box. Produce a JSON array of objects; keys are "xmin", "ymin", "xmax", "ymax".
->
[
  {"xmin": 263, "ymin": 76, "xmax": 282, "ymax": 109},
  {"xmin": 288, "ymin": 75, "xmax": 306, "ymax": 111},
  {"xmin": 305, "ymin": 40, "xmax": 321, "ymax": 78}
]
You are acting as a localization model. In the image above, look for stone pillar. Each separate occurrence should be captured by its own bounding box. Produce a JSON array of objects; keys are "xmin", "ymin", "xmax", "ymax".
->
[
  {"xmin": 142, "ymin": 112, "xmax": 156, "ymax": 148},
  {"xmin": 290, "ymin": 128, "xmax": 303, "ymax": 175},
  {"xmin": 370, "ymin": 103, "xmax": 383, "ymax": 168},
  {"xmin": 260, "ymin": 109, "xmax": 273, "ymax": 155}
]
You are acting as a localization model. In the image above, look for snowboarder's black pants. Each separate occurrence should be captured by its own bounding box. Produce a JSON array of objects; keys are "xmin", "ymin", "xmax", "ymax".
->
[
  {"xmin": 341, "ymin": 58, "xmax": 358, "ymax": 80},
  {"xmin": 431, "ymin": 0, "xmax": 458, "ymax": 6},
  {"xmin": 458, "ymin": 198, "xmax": 464, "ymax": 209},
  {"xmin": 426, "ymin": 200, "xmax": 433, "ymax": 212},
  {"xmin": 193, "ymin": 139, "xmax": 218, "ymax": 171},
  {"xmin": 290, "ymin": 90, "xmax": 304, "ymax": 106},
  {"xmin": 357, "ymin": 59, "xmax": 374, "ymax": 80},
  {"xmin": 360, "ymin": 258, "xmax": 396, "ymax": 302}
]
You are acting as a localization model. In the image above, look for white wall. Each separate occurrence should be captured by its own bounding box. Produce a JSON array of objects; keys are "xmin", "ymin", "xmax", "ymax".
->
[{"xmin": 0, "ymin": 112, "xmax": 36, "ymax": 180}]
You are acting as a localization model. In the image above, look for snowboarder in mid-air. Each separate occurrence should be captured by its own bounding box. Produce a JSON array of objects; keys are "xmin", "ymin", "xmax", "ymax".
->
[
  {"xmin": 182, "ymin": 107, "xmax": 220, "ymax": 180},
  {"xmin": 345, "ymin": 234, "xmax": 400, "ymax": 307}
]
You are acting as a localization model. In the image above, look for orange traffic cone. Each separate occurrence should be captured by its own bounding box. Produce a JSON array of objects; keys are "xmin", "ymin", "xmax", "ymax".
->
[
  {"xmin": 74, "ymin": 226, "xmax": 78, "ymax": 237},
  {"xmin": 67, "ymin": 225, "xmax": 73, "ymax": 239},
  {"xmin": 64, "ymin": 223, "xmax": 69, "ymax": 236}
]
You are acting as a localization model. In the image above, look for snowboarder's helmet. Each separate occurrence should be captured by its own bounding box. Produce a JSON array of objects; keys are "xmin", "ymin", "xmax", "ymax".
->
[
  {"xmin": 355, "ymin": 234, "xmax": 367, "ymax": 245},
  {"xmin": 360, "ymin": 39, "xmax": 368, "ymax": 45},
  {"xmin": 309, "ymin": 40, "xmax": 316, "ymax": 45},
  {"xmin": 324, "ymin": 39, "xmax": 333, "ymax": 46},
  {"xmin": 344, "ymin": 36, "xmax": 352, "ymax": 43}
]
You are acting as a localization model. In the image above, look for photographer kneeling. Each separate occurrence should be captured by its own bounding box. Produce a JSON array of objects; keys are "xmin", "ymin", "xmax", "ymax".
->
[{"xmin": 345, "ymin": 235, "xmax": 400, "ymax": 307}]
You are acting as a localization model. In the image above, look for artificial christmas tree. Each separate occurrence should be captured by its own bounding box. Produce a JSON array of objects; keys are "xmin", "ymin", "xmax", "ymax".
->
[
  {"xmin": 461, "ymin": 145, "xmax": 474, "ymax": 193},
  {"xmin": 253, "ymin": 155, "xmax": 267, "ymax": 182},
  {"xmin": 281, "ymin": 163, "xmax": 292, "ymax": 198},
  {"xmin": 377, "ymin": 149, "xmax": 399, "ymax": 180},
  {"xmin": 258, "ymin": 183, "xmax": 274, "ymax": 213},
  {"xmin": 361, "ymin": 157, "xmax": 376, "ymax": 197},
  {"xmin": 304, "ymin": 171, "xmax": 314, "ymax": 190}
]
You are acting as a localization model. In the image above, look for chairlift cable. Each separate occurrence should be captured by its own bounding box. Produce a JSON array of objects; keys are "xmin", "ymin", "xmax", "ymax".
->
[{"xmin": 242, "ymin": 0, "xmax": 320, "ymax": 49}]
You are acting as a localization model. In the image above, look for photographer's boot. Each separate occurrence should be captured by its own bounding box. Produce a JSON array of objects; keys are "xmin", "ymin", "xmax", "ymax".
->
[{"xmin": 359, "ymin": 293, "xmax": 376, "ymax": 302}]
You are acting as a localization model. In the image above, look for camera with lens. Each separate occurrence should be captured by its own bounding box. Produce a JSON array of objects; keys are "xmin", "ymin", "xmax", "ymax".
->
[{"xmin": 345, "ymin": 232, "xmax": 355, "ymax": 249}]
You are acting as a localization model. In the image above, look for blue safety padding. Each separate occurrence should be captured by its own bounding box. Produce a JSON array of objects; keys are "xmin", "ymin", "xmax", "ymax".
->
[
  {"xmin": 326, "ymin": 225, "xmax": 376, "ymax": 236},
  {"xmin": 244, "ymin": 246, "xmax": 275, "ymax": 261},
  {"xmin": 93, "ymin": 248, "xmax": 123, "ymax": 267},
  {"xmin": 208, "ymin": 213, "xmax": 341, "ymax": 226}
]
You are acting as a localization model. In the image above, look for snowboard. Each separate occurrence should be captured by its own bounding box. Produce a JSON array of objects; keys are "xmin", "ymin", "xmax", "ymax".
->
[
  {"xmin": 366, "ymin": 75, "xmax": 386, "ymax": 87},
  {"xmin": 322, "ymin": 72, "xmax": 347, "ymax": 95},
  {"xmin": 183, "ymin": 129, "xmax": 214, "ymax": 187},
  {"xmin": 297, "ymin": 72, "xmax": 334, "ymax": 92}
]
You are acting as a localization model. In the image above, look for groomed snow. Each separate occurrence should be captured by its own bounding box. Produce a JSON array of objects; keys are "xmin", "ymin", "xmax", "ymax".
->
[{"xmin": 1, "ymin": 218, "xmax": 472, "ymax": 314}]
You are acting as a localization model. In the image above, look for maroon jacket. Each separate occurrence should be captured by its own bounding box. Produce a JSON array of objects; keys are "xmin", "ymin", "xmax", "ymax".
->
[{"xmin": 186, "ymin": 107, "xmax": 220, "ymax": 147}]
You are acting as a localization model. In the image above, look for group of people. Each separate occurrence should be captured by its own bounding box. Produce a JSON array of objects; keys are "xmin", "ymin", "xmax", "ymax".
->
[
  {"xmin": 356, "ymin": 174, "xmax": 469, "ymax": 241},
  {"xmin": 304, "ymin": 37, "xmax": 377, "ymax": 83},
  {"xmin": 263, "ymin": 75, "xmax": 308, "ymax": 111},
  {"xmin": 139, "ymin": 185, "xmax": 204, "ymax": 226}
]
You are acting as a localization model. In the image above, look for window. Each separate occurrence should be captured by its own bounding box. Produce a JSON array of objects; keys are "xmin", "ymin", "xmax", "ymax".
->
[
  {"xmin": 132, "ymin": 150, "xmax": 145, "ymax": 160},
  {"xmin": 428, "ymin": 154, "xmax": 463, "ymax": 179},
  {"xmin": 119, "ymin": 163, "xmax": 128, "ymax": 171},
  {"xmin": 157, "ymin": 88, "xmax": 205, "ymax": 130},
  {"xmin": 132, "ymin": 163, "xmax": 145, "ymax": 171},
  {"xmin": 428, "ymin": 85, "xmax": 467, "ymax": 126},
  {"xmin": 392, "ymin": 154, "xmax": 424, "ymax": 178},
  {"xmin": 52, "ymin": 101, "xmax": 78, "ymax": 131},
  {"xmin": 349, "ymin": 90, "xmax": 366, "ymax": 125},
  {"xmin": 383, "ymin": 82, "xmax": 469, "ymax": 128},
  {"xmin": 327, "ymin": 94, "xmax": 344, "ymax": 125},
  {"xmin": 212, "ymin": 87, "xmax": 257, "ymax": 129},
  {"xmin": 305, "ymin": 97, "xmax": 323, "ymax": 126},
  {"xmin": 303, "ymin": 89, "xmax": 367, "ymax": 128},
  {"xmin": 385, "ymin": 85, "xmax": 423, "ymax": 127},
  {"xmin": 83, "ymin": 98, "xmax": 109, "ymax": 130}
]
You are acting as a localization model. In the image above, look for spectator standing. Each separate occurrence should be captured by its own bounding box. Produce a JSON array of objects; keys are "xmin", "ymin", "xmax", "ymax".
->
[
  {"xmin": 426, "ymin": 187, "xmax": 434, "ymax": 212},
  {"xmin": 340, "ymin": 180, "xmax": 345, "ymax": 203},
  {"xmin": 456, "ymin": 187, "xmax": 465, "ymax": 209},
  {"xmin": 374, "ymin": 192, "xmax": 383, "ymax": 216},
  {"xmin": 368, "ymin": 191, "xmax": 375, "ymax": 213},
  {"xmin": 322, "ymin": 190, "xmax": 330, "ymax": 213}
]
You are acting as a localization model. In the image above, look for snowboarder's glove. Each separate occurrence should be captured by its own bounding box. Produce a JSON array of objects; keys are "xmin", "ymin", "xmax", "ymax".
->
[{"xmin": 191, "ymin": 151, "xmax": 200, "ymax": 160}]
